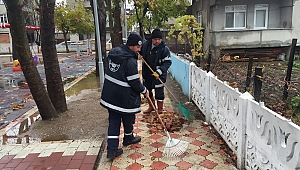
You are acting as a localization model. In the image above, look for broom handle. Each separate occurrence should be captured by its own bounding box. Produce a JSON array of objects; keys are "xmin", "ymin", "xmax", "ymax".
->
[
  {"xmin": 140, "ymin": 56, "xmax": 179, "ymax": 103},
  {"xmin": 146, "ymin": 96, "xmax": 171, "ymax": 139}
]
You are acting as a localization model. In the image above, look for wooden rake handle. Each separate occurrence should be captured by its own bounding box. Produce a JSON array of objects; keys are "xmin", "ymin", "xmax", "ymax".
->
[
  {"xmin": 147, "ymin": 96, "xmax": 172, "ymax": 140},
  {"xmin": 140, "ymin": 55, "xmax": 179, "ymax": 103},
  {"xmin": 146, "ymin": 96, "xmax": 167, "ymax": 130}
]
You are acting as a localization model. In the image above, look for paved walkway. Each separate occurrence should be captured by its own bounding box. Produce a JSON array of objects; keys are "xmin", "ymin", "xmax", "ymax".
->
[
  {"xmin": 97, "ymin": 97, "xmax": 238, "ymax": 170},
  {"xmin": 0, "ymin": 139, "xmax": 102, "ymax": 170},
  {"xmin": 0, "ymin": 94, "xmax": 238, "ymax": 170}
]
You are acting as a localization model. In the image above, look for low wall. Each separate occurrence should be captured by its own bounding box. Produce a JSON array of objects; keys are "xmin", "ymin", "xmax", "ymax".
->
[
  {"xmin": 169, "ymin": 54, "xmax": 300, "ymax": 170},
  {"xmin": 169, "ymin": 53, "xmax": 191, "ymax": 99}
]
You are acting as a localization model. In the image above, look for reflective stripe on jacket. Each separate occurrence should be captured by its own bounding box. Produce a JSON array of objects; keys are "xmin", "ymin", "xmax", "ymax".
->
[{"xmin": 100, "ymin": 44, "xmax": 146, "ymax": 114}]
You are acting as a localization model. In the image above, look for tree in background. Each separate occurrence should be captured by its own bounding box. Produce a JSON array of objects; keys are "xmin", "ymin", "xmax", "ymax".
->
[
  {"xmin": 108, "ymin": 0, "xmax": 123, "ymax": 48},
  {"xmin": 40, "ymin": 0, "xmax": 68, "ymax": 113},
  {"xmin": 167, "ymin": 15, "xmax": 203, "ymax": 66},
  {"xmin": 54, "ymin": 0, "xmax": 94, "ymax": 53},
  {"xmin": 4, "ymin": 0, "xmax": 58, "ymax": 119},
  {"xmin": 129, "ymin": 0, "xmax": 189, "ymax": 38}
]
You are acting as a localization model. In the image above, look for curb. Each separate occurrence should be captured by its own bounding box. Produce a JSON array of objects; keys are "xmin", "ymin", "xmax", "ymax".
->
[{"xmin": 95, "ymin": 139, "xmax": 113, "ymax": 169}]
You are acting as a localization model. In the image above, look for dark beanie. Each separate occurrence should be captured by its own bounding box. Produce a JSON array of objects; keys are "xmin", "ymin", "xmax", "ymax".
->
[
  {"xmin": 151, "ymin": 28, "xmax": 162, "ymax": 39},
  {"xmin": 126, "ymin": 33, "xmax": 143, "ymax": 46}
]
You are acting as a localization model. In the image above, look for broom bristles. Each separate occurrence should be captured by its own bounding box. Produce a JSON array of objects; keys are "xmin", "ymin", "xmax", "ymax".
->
[
  {"xmin": 163, "ymin": 138, "xmax": 189, "ymax": 157},
  {"xmin": 178, "ymin": 102, "xmax": 195, "ymax": 122}
]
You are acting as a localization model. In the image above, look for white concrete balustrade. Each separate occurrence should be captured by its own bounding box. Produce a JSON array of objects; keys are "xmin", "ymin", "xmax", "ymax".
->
[{"xmin": 170, "ymin": 54, "xmax": 300, "ymax": 170}]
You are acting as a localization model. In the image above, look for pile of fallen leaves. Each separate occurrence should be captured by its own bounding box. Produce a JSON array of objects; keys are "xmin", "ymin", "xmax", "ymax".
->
[
  {"xmin": 141, "ymin": 109, "xmax": 188, "ymax": 134},
  {"xmin": 0, "ymin": 95, "xmax": 34, "ymax": 121},
  {"xmin": 10, "ymin": 103, "xmax": 25, "ymax": 110}
]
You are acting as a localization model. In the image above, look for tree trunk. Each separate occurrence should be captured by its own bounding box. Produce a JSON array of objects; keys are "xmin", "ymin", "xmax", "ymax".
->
[
  {"xmin": 4, "ymin": 0, "xmax": 58, "ymax": 119},
  {"xmin": 40, "ymin": 0, "xmax": 67, "ymax": 113},
  {"xmin": 63, "ymin": 32, "xmax": 70, "ymax": 53},
  {"xmin": 134, "ymin": 0, "xmax": 146, "ymax": 40},
  {"xmin": 111, "ymin": 0, "xmax": 122, "ymax": 47},
  {"xmin": 106, "ymin": 0, "xmax": 113, "ymax": 38}
]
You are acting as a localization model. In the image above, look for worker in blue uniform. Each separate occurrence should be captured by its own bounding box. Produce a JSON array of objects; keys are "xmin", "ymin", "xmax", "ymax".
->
[
  {"xmin": 100, "ymin": 33, "xmax": 149, "ymax": 159},
  {"xmin": 141, "ymin": 28, "xmax": 172, "ymax": 114}
]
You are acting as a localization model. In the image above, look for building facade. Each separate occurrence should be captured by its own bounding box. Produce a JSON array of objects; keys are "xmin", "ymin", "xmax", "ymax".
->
[
  {"xmin": 0, "ymin": 1, "xmax": 12, "ymax": 54},
  {"xmin": 189, "ymin": 0, "xmax": 299, "ymax": 59}
]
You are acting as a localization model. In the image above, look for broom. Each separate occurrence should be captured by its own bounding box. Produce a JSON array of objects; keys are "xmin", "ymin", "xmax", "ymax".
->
[
  {"xmin": 147, "ymin": 96, "xmax": 189, "ymax": 157},
  {"xmin": 140, "ymin": 56, "xmax": 195, "ymax": 121}
]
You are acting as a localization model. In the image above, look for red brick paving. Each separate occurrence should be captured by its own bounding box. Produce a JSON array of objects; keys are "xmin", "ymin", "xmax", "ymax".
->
[
  {"xmin": 212, "ymin": 139, "xmax": 221, "ymax": 145},
  {"xmin": 126, "ymin": 163, "xmax": 144, "ymax": 170},
  {"xmin": 0, "ymin": 155, "xmax": 15, "ymax": 164},
  {"xmin": 151, "ymin": 161, "xmax": 168, "ymax": 170},
  {"xmin": 191, "ymin": 140, "xmax": 206, "ymax": 147},
  {"xmin": 201, "ymin": 159, "xmax": 218, "ymax": 169},
  {"xmin": 72, "ymin": 151, "xmax": 87, "ymax": 160},
  {"xmin": 185, "ymin": 126, "xmax": 196, "ymax": 132},
  {"xmin": 82, "ymin": 155, "xmax": 97, "ymax": 164},
  {"xmin": 22, "ymin": 154, "xmax": 39, "ymax": 162},
  {"xmin": 195, "ymin": 149, "xmax": 211, "ymax": 157},
  {"xmin": 176, "ymin": 161, "xmax": 193, "ymax": 170},
  {"xmin": 129, "ymin": 143, "xmax": 143, "ymax": 149},
  {"xmin": 149, "ymin": 134, "xmax": 163, "ymax": 140},
  {"xmin": 150, "ymin": 151, "xmax": 163, "ymax": 158},
  {"xmin": 14, "ymin": 162, "xmax": 31, "ymax": 170},
  {"xmin": 127, "ymin": 152, "xmax": 143, "ymax": 160},
  {"xmin": 80, "ymin": 163, "xmax": 94, "ymax": 170},
  {"xmin": 170, "ymin": 133, "xmax": 181, "ymax": 139},
  {"xmin": 149, "ymin": 141, "xmax": 164, "ymax": 148},
  {"xmin": 186, "ymin": 132, "xmax": 201, "ymax": 138},
  {"xmin": 0, "ymin": 151, "xmax": 98, "ymax": 170}
]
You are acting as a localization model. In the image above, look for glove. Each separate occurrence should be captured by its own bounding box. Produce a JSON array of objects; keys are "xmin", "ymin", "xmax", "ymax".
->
[{"xmin": 152, "ymin": 72, "xmax": 159, "ymax": 80}]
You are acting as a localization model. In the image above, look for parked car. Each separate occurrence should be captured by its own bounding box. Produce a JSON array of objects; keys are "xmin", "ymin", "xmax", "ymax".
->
[{"xmin": 106, "ymin": 38, "xmax": 127, "ymax": 51}]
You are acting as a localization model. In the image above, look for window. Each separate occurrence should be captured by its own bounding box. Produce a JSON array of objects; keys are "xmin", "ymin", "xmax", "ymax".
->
[
  {"xmin": 197, "ymin": 11, "xmax": 202, "ymax": 25},
  {"xmin": 254, "ymin": 4, "xmax": 268, "ymax": 29},
  {"xmin": 225, "ymin": 5, "xmax": 247, "ymax": 29},
  {"xmin": 0, "ymin": 14, "xmax": 8, "ymax": 23},
  {"xmin": 0, "ymin": 0, "xmax": 3, "ymax": 4}
]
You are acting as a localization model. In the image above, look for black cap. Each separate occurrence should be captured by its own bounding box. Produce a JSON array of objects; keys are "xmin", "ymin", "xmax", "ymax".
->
[
  {"xmin": 126, "ymin": 33, "xmax": 143, "ymax": 46},
  {"xmin": 151, "ymin": 28, "xmax": 162, "ymax": 39}
]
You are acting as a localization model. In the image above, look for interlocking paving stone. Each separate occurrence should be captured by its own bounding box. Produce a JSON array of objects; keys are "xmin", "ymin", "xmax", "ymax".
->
[
  {"xmin": 109, "ymin": 103, "xmax": 238, "ymax": 170},
  {"xmin": 0, "ymin": 83, "xmax": 238, "ymax": 169},
  {"xmin": 0, "ymin": 139, "xmax": 102, "ymax": 169}
]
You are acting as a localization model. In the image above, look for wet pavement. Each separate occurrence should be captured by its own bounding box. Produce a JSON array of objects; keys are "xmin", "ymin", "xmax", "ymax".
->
[{"xmin": 0, "ymin": 54, "xmax": 96, "ymax": 129}]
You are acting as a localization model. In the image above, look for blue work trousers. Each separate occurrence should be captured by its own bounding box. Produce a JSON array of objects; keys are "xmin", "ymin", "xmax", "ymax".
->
[{"xmin": 107, "ymin": 109, "xmax": 135, "ymax": 151}]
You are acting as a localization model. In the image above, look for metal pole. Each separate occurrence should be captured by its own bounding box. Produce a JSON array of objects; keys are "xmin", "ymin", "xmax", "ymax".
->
[
  {"xmin": 92, "ymin": 0, "xmax": 105, "ymax": 89},
  {"xmin": 124, "ymin": 1, "xmax": 127, "ymax": 38}
]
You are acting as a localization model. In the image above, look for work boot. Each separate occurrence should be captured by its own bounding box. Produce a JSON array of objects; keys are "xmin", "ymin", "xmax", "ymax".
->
[
  {"xmin": 157, "ymin": 101, "xmax": 164, "ymax": 114},
  {"xmin": 123, "ymin": 135, "xmax": 141, "ymax": 146},
  {"xmin": 107, "ymin": 148, "xmax": 123, "ymax": 159},
  {"xmin": 143, "ymin": 96, "xmax": 155, "ymax": 114}
]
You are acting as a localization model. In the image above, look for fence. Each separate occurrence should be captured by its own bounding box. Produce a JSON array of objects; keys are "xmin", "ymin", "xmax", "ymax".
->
[{"xmin": 169, "ymin": 53, "xmax": 300, "ymax": 170}]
